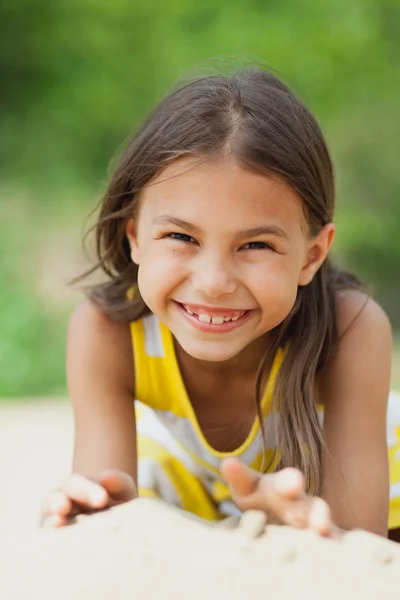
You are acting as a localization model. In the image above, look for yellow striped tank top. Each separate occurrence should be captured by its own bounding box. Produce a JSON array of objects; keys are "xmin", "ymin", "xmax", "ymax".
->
[
  {"xmin": 130, "ymin": 313, "xmax": 400, "ymax": 527},
  {"xmin": 131, "ymin": 313, "xmax": 284, "ymax": 520}
]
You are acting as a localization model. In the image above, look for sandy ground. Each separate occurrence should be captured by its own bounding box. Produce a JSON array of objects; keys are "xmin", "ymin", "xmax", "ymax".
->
[
  {"xmin": 1, "ymin": 399, "xmax": 400, "ymax": 599},
  {"xmin": 1, "ymin": 496, "xmax": 400, "ymax": 598},
  {"xmin": 0, "ymin": 399, "xmax": 73, "ymax": 532}
]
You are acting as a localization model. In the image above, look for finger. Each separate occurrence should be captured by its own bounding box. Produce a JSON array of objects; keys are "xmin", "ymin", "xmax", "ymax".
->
[
  {"xmin": 220, "ymin": 458, "xmax": 261, "ymax": 497},
  {"xmin": 255, "ymin": 468, "xmax": 306, "ymax": 516},
  {"xmin": 275, "ymin": 493, "xmax": 332, "ymax": 534},
  {"xmin": 307, "ymin": 497, "xmax": 333, "ymax": 536},
  {"xmin": 266, "ymin": 468, "xmax": 306, "ymax": 499},
  {"xmin": 329, "ymin": 524, "xmax": 343, "ymax": 540},
  {"xmin": 42, "ymin": 490, "xmax": 73, "ymax": 517},
  {"xmin": 230, "ymin": 467, "xmax": 306, "ymax": 517},
  {"xmin": 257, "ymin": 470, "xmax": 309, "ymax": 526},
  {"xmin": 98, "ymin": 470, "xmax": 137, "ymax": 503},
  {"xmin": 41, "ymin": 514, "xmax": 69, "ymax": 529},
  {"xmin": 278, "ymin": 495, "xmax": 316, "ymax": 528},
  {"xmin": 59, "ymin": 473, "xmax": 109, "ymax": 510}
]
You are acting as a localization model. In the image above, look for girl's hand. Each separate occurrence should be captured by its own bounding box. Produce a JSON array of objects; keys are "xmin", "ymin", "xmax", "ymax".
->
[
  {"xmin": 221, "ymin": 458, "xmax": 339, "ymax": 538},
  {"xmin": 41, "ymin": 469, "xmax": 137, "ymax": 528}
]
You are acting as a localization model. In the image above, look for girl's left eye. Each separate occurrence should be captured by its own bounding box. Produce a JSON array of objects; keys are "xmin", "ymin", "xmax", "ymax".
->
[
  {"xmin": 166, "ymin": 232, "xmax": 197, "ymax": 243},
  {"xmin": 241, "ymin": 241, "xmax": 275, "ymax": 251}
]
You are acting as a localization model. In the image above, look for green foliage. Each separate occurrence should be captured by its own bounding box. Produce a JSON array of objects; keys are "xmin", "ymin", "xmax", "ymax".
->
[
  {"xmin": 0, "ymin": 207, "xmax": 68, "ymax": 397},
  {"xmin": 1, "ymin": 0, "xmax": 399, "ymax": 396},
  {"xmin": 0, "ymin": 278, "xmax": 67, "ymax": 397}
]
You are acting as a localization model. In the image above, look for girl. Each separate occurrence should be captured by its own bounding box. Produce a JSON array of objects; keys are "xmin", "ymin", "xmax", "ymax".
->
[{"xmin": 42, "ymin": 66, "xmax": 400, "ymax": 540}]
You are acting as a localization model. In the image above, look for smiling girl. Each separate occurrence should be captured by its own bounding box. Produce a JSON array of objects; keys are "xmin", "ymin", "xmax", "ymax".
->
[{"xmin": 42, "ymin": 67, "xmax": 400, "ymax": 540}]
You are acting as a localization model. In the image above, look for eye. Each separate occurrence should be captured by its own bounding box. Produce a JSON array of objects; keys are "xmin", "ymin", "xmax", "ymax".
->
[
  {"xmin": 166, "ymin": 232, "xmax": 197, "ymax": 244},
  {"xmin": 241, "ymin": 241, "xmax": 275, "ymax": 251}
]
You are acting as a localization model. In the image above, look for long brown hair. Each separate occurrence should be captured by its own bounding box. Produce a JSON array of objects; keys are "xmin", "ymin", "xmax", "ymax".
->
[{"xmin": 79, "ymin": 66, "xmax": 363, "ymax": 494}]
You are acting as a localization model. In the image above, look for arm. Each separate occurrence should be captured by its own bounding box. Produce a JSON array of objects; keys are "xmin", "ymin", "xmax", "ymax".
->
[
  {"xmin": 222, "ymin": 291, "xmax": 391, "ymax": 538},
  {"xmin": 319, "ymin": 291, "xmax": 392, "ymax": 536},
  {"xmin": 41, "ymin": 298, "xmax": 137, "ymax": 527},
  {"xmin": 67, "ymin": 298, "xmax": 137, "ymax": 480}
]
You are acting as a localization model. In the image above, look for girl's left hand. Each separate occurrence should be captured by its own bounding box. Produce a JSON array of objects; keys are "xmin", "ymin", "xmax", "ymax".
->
[{"xmin": 221, "ymin": 457, "xmax": 340, "ymax": 538}]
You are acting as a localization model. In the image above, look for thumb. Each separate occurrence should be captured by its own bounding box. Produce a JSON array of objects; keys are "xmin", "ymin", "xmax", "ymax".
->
[
  {"xmin": 98, "ymin": 470, "xmax": 137, "ymax": 503},
  {"xmin": 220, "ymin": 458, "xmax": 261, "ymax": 498}
]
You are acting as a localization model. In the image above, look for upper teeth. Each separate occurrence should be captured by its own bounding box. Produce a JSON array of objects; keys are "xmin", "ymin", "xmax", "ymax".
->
[
  {"xmin": 184, "ymin": 307, "xmax": 243, "ymax": 324},
  {"xmin": 199, "ymin": 314, "xmax": 225, "ymax": 324}
]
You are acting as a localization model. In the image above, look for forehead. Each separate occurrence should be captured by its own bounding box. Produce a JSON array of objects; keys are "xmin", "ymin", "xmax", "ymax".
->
[{"xmin": 139, "ymin": 156, "xmax": 308, "ymax": 233}]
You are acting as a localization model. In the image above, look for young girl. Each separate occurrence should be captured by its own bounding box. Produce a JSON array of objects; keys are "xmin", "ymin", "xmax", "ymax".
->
[{"xmin": 42, "ymin": 66, "xmax": 400, "ymax": 540}]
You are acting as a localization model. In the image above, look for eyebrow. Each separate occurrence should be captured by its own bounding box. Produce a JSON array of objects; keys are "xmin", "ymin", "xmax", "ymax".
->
[{"xmin": 152, "ymin": 215, "xmax": 289, "ymax": 240}]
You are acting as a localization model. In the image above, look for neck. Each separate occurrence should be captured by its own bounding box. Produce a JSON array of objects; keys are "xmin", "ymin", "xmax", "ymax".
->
[{"xmin": 174, "ymin": 332, "xmax": 276, "ymax": 379}]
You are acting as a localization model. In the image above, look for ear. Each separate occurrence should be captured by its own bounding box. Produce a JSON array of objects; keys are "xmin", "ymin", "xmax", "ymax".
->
[
  {"xmin": 298, "ymin": 223, "xmax": 336, "ymax": 286},
  {"xmin": 125, "ymin": 218, "xmax": 140, "ymax": 265}
]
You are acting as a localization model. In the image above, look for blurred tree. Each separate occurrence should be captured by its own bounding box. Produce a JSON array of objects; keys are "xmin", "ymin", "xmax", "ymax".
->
[{"xmin": 0, "ymin": 0, "xmax": 399, "ymax": 394}]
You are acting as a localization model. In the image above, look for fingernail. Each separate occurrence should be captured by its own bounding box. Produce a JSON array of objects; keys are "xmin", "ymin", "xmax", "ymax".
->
[
  {"xmin": 274, "ymin": 469, "xmax": 303, "ymax": 494},
  {"xmin": 91, "ymin": 491, "xmax": 107, "ymax": 506},
  {"xmin": 273, "ymin": 477, "xmax": 288, "ymax": 494},
  {"xmin": 274, "ymin": 472, "xmax": 294, "ymax": 494},
  {"xmin": 309, "ymin": 500, "xmax": 330, "ymax": 534},
  {"xmin": 46, "ymin": 515, "xmax": 64, "ymax": 528}
]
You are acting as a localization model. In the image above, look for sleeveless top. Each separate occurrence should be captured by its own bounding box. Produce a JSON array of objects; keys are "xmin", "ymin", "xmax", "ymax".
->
[
  {"xmin": 130, "ymin": 313, "xmax": 285, "ymax": 519},
  {"xmin": 130, "ymin": 313, "xmax": 400, "ymax": 527}
]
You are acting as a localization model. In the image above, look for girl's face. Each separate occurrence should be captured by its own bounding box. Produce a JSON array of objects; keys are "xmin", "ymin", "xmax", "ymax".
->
[{"xmin": 126, "ymin": 156, "xmax": 334, "ymax": 363}]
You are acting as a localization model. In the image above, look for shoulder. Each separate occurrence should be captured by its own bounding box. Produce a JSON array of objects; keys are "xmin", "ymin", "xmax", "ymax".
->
[
  {"xmin": 69, "ymin": 296, "xmax": 133, "ymax": 331},
  {"xmin": 335, "ymin": 289, "xmax": 391, "ymax": 343},
  {"xmin": 333, "ymin": 288, "xmax": 392, "ymax": 373},
  {"xmin": 67, "ymin": 298, "xmax": 134, "ymax": 394},
  {"xmin": 317, "ymin": 289, "xmax": 392, "ymax": 407}
]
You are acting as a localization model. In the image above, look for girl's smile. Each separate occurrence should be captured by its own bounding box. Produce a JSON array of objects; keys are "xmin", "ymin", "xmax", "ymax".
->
[{"xmin": 174, "ymin": 300, "xmax": 255, "ymax": 333}]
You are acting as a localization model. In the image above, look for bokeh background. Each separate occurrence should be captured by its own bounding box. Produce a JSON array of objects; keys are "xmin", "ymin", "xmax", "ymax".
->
[{"xmin": 1, "ymin": 0, "xmax": 400, "ymax": 400}]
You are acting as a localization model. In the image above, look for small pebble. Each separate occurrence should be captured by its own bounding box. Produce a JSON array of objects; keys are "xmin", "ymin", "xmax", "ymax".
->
[
  {"xmin": 373, "ymin": 546, "xmax": 394, "ymax": 565},
  {"xmin": 239, "ymin": 510, "xmax": 268, "ymax": 539},
  {"xmin": 280, "ymin": 548, "xmax": 298, "ymax": 562}
]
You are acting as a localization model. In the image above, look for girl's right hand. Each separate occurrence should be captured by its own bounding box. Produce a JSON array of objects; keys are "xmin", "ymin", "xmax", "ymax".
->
[
  {"xmin": 41, "ymin": 469, "xmax": 137, "ymax": 528},
  {"xmin": 221, "ymin": 458, "xmax": 339, "ymax": 538}
]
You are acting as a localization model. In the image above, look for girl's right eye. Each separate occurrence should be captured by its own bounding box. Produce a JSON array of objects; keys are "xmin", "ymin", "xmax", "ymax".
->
[{"xmin": 166, "ymin": 232, "xmax": 197, "ymax": 243}]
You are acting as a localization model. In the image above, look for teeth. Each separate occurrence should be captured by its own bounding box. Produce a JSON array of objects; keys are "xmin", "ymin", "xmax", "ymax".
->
[
  {"xmin": 199, "ymin": 314, "xmax": 242, "ymax": 324},
  {"xmin": 198, "ymin": 314, "xmax": 211, "ymax": 324},
  {"xmin": 183, "ymin": 305, "xmax": 245, "ymax": 323},
  {"xmin": 211, "ymin": 316, "xmax": 224, "ymax": 325}
]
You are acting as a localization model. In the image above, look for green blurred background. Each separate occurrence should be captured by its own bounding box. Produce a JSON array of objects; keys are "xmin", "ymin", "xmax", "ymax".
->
[{"xmin": 1, "ymin": 0, "xmax": 399, "ymax": 398}]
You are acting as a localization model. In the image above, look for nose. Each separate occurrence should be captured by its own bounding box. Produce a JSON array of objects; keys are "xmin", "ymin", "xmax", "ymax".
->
[{"xmin": 191, "ymin": 251, "xmax": 238, "ymax": 298}]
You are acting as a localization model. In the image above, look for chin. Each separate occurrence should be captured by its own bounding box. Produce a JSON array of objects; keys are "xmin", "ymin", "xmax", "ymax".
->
[{"xmin": 181, "ymin": 340, "xmax": 240, "ymax": 363}]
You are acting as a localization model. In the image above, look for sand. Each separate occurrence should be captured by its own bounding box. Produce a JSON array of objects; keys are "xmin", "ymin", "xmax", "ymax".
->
[
  {"xmin": 1, "ymin": 400, "xmax": 400, "ymax": 598},
  {"xmin": 0, "ymin": 399, "xmax": 73, "ymax": 532},
  {"xmin": 1, "ymin": 498, "xmax": 400, "ymax": 599}
]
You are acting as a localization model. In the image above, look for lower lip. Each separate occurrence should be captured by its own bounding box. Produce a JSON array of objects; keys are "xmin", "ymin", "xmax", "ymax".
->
[{"xmin": 174, "ymin": 302, "xmax": 253, "ymax": 333}]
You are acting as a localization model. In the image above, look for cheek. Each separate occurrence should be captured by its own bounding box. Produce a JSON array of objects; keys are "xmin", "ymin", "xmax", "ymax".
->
[
  {"xmin": 250, "ymin": 265, "xmax": 299, "ymax": 317},
  {"xmin": 148, "ymin": 248, "xmax": 187, "ymax": 279},
  {"xmin": 137, "ymin": 248, "xmax": 186, "ymax": 303}
]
